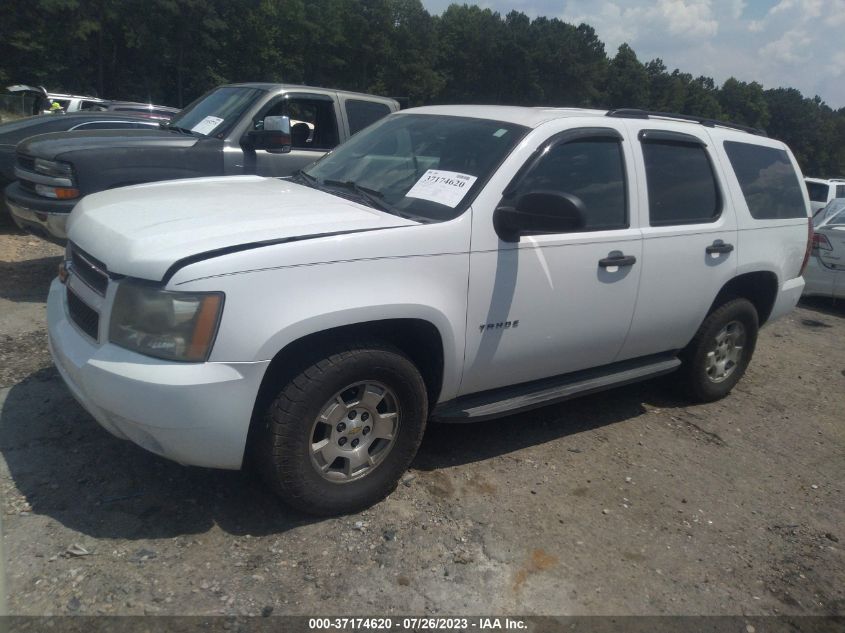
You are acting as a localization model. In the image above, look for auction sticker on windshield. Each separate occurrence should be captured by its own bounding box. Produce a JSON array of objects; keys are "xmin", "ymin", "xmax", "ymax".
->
[
  {"xmin": 405, "ymin": 170, "xmax": 478, "ymax": 208},
  {"xmin": 191, "ymin": 115, "xmax": 224, "ymax": 135}
]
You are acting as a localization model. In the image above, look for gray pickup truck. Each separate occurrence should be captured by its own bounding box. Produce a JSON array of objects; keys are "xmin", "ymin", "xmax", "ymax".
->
[{"xmin": 5, "ymin": 83, "xmax": 399, "ymax": 241}]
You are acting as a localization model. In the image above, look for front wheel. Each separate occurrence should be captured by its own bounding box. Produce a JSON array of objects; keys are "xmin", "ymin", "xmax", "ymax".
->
[
  {"xmin": 254, "ymin": 342, "xmax": 428, "ymax": 516},
  {"xmin": 679, "ymin": 298, "xmax": 759, "ymax": 402}
]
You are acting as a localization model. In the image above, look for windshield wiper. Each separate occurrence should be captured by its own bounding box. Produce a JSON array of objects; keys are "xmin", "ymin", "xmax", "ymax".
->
[
  {"xmin": 321, "ymin": 179, "xmax": 428, "ymax": 223},
  {"xmin": 159, "ymin": 121, "xmax": 197, "ymax": 136},
  {"xmin": 323, "ymin": 179, "xmax": 394, "ymax": 213},
  {"xmin": 293, "ymin": 170, "xmax": 318, "ymax": 187}
]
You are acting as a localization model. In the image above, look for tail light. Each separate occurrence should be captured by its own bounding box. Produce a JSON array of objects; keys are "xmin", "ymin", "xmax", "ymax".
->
[
  {"xmin": 812, "ymin": 233, "xmax": 832, "ymax": 251},
  {"xmin": 800, "ymin": 217, "xmax": 813, "ymax": 276}
]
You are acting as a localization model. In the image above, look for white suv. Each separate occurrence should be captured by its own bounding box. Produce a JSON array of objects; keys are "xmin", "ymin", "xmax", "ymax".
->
[
  {"xmin": 48, "ymin": 106, "xmax": 812, "ymax": 515},
  {"xmin": 805, "ymin": 177, "xmax": 845, "ymax": 215}
]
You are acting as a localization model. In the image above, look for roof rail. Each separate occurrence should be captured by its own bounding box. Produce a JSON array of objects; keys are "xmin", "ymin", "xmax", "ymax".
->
[{"xmin": 605, "ymin": 108, "xmax": 766, "ymax": 137}]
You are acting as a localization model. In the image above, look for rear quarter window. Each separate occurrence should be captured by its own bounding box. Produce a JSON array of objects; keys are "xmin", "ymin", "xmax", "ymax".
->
[
  {"xmin": 724, "ymin": 141, "xmax": 806, "ymax": 219},
  {"xmin": 345, "ymin": 100, "xmax": 392, "ymax": 136},
  {"xmin": 805, "ymin": 180, "xmax": 830, "ymax": 203}
]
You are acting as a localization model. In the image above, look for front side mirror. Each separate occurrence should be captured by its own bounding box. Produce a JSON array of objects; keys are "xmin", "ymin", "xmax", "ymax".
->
[
  {"xmin": 245, "ymin": 115, "xmax": 291, "ymax": 153},
  {"xmin": 493, "ymin": 191, "xmax": 586, "ymax": 242}
]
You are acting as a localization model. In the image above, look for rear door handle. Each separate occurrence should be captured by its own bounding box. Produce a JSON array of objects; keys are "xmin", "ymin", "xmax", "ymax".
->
[
  {"xmin": 706, "ymin": 240, "xmax": 734, "ymax": 254},
  {"xmin": 598, "ymin": 254, "xmax": 637, "ymax": 268}
]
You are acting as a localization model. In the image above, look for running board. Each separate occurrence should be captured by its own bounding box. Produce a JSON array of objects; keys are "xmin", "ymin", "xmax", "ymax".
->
[{"xmin": 432, "ymin": 353, "xmax": 681, "ymax": 423}]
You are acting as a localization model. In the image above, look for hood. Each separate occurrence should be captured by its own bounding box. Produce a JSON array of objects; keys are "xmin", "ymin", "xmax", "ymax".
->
[
  {"xmin": 17, "ymin": 128, "xmax": 196, "ymax": 159},
  {"xmin": 68, "ymin": 176, "xmax": 418, "ymax": 281}
]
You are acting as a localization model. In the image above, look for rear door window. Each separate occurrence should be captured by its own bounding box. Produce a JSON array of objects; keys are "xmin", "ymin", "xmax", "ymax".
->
[
  {"xmin": 724, "ymin": 141, "xmax": 806, "ymax": 219},
  {"xmin": 642, "ymin": 134, "xmax": 720, "ymax": 225},
  {"xmin": 836, "ymin": 185, "xmax": 845, "ymax": 198},
  {"xmin": 79, "ymin": 100, "xmax": 106, "ymax": 111},
  {"xmin": 346, "ymin": 100, "xmax": 392, "ymax": 136}
]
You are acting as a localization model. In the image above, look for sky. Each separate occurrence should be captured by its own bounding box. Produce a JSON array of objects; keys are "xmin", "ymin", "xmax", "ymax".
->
[{"xmin": 420, "ymin": 0, "xmax": 845, "ymax": 109}]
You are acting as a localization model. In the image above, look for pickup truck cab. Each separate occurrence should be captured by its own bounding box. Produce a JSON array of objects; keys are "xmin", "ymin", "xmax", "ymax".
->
[
  {"xmin": 48, "ymin": 106, "xmax": 812, "ymax": 515},
  {"xmin": 6, "ymin": 83, "xmax": 398, "ymax": 241}
]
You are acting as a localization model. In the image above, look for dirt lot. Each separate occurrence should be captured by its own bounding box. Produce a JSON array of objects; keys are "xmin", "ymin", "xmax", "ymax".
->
[{"xmin": 0, "ymin": 222, "xmax": 843, "ymax": 617}]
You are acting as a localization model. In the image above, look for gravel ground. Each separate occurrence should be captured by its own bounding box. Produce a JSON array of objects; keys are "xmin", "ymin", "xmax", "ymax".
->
[{"xmin": 0, "ymin": 223, "xmax": 843, "ymax": 617}]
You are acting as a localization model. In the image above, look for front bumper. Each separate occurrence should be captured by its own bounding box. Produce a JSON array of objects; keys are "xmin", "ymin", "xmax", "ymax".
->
[
  {"xmin": 47, "ymin": 278, "xmax": 269, "ymax": 469},
  {"xmin": 5, "ymin": 181, "xmax": 77, "ymax": 241}
]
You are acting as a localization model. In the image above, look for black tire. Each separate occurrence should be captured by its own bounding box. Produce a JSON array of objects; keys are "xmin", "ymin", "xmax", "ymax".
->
[
  {"xmin": 679, "ymin": 298, "xmax": 759, "ymax": 403},
  {"xmin": 253, "ymin": 341, "xmax": 428, "ymax": 516}
]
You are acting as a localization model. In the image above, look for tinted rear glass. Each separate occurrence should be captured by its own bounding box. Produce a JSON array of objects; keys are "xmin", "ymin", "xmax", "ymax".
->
[
  {"xmin": 805, "ymin": 180, "xmax": 830, "ymax": 203},
  {"xmin": 724, "ymin": 141, "xmax": 806, "ymax": 219},
  {"xmin": 346, "ymin": 100, "xmax": 392, "ymax": 136}
]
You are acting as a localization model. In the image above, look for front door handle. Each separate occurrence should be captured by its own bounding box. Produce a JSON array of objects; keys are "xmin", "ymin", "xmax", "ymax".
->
[
  {"xmin": 706, "ymin": 240, "xmax": 734, "ymax": 254},
  {"xmin": 598, "ymin": 254, "xmax": 637, "ymax": 268}
]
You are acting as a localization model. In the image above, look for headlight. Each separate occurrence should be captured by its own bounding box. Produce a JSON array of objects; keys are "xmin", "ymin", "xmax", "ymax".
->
[
  {"xmin": 34, "ymin": 158, "xmax": 74, "ymax": 178},
  {"xmin": 109, "ymin": 282, "xmax": 224, "ymax": 362}
]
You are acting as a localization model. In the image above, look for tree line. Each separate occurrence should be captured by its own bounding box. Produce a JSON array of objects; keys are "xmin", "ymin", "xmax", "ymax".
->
[{"xmin": 1, "ymin": 0, "xmax": 843, "ymax": 177}]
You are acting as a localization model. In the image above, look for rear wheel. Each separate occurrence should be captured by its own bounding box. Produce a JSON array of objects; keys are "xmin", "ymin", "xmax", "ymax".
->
[
  {"xmin": 679, "ymin": 298, "xmax": 759, "ymax": 402},
  {"xmin": 254, "ymin": 342, "xmax": 428, "ymax": 516}
]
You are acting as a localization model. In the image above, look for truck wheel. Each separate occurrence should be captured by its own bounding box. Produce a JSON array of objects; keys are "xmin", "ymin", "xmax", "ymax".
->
[
  {"xmin": 255, "ymin": 342, "xmax": 428, "ymax": 516},
  {"xmin": 679, "ymin": 298, "xmax": 759, "ymax": 403}
]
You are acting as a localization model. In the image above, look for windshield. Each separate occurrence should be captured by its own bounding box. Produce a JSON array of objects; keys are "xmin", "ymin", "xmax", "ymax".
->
[
  {"xmin": 827, "ymin": 210, "xmax": 845, "ymax": 226},
  {"xmin": 302, "ymin": 113, "xmax": 528, "ymax": 222},
  {"xmin": 167, "ymin": 86, "xmax": 264, "ymax": 138},
  {"xmin": 815, "ymin": 200, "xmax": 845, "ymax": 227}
]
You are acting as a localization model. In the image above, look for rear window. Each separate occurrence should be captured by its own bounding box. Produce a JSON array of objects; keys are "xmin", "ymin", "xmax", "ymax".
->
[
  {"xmin": 79, "ymin": 100, "xmax": 106, "ymax": 111},
  {"xmin": 345, "ymin": 100, "xmax": 391, "ymax": 136},
  {"xmin": 836, "ymin": 185, "xmax": 845, "ymax": 198},
  {"xmin": 805, "ymin": 180, "xmax": 830, "ymax": 203},
  {"xmin": 724, "ymin": 141, "xmax": 806, "ymax": 219}
]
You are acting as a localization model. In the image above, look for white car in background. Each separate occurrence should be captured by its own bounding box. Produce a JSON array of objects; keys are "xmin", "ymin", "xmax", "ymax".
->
[
  {"xmin": 804, "ymin": 199, "xmax": 845, "ymax": 299},
  {"xmin": 5, "ymin": 84, "xmax": 106, "ymax": 113},
  {"xmin": 805, "ymin": 177, "xmax": 845, "ymax": 215}
]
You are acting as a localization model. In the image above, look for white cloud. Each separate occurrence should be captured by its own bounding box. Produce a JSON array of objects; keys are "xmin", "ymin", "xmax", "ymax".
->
[
  {"xmin": 421, "ymin": 0, "xmax": 845, "ymax": 106},
  {"xmin": 826, "ymin": 50, "xmax": 845, "ymax": 78},
  {"xmin": 759, "ymin": 29, "xmax": 813, "ymax": 64},
  {"xmin": 658, "ymin": 0, "xmax": 719, "ymax": 37},
  {"xmin": 730, "ymin": 0, "xmax": 746, "ymax": 19},
  {"xmin": 770, "ymin": 0, "xmax": 824, "ymax": 16},
  {"xmin": 565, "ymin": 0, "xmax": 719, "ymax": 44},
  {"xmin": 557, "ymin": 0, "xmax": 845, "ymax": 106}
]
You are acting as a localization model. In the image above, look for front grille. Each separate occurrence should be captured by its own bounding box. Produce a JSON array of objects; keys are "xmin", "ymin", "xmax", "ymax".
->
[
  {"xmin": 16, "ymin": 154, "xmax": 36, "ymax": 172},
  {"xmin": 19, "ymin": 179, "xmax": 36, "ymax": 193},
  {"xmin": 67, "ymin": 288, "xmax": 99, "ymax": 341},
  {"xmin": 69, "ymin": 243, "xmax": 109, "ymax": 296}
]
